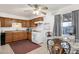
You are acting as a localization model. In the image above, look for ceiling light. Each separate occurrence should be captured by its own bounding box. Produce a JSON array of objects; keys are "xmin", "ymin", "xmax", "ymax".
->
[
  {"xmin": 33, "ymin": 10, "xmax": 39, "ymax": 15},
  {"xmin": 33, "ymin": 8, "xmax": 41, "ymax": 15}
]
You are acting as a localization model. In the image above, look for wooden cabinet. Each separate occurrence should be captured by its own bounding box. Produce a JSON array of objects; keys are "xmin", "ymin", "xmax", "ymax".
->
[
  {"xmin": 12, "ymin": 31, "xmax": 31, "ymax": 42},
  {"xmin": 0, "ymin": 17, "xmax": 16, "ymax": 27},
  {"xmin": 0, "ymin": 18, "xmax": 1, "ymax": 27},
  {"xmin": 30, "ymin": 17, "xmax": 43, "ymax": 27},
  {"xmin": 16, "ymin": 20, "xmax": 22, "ymax": 23},
  {"xmin": 4, "ymin": 18, "xmax": 11, "ymax": 27},
  {"xmin": 0, "ymin": 17, "xmax": 5, "ymax": 27},
  {"xmin": 5, "ymin": 32, "xmax": 13, "ymax": 43},
  {"xmin": 22, "ymin": 20, "xmax": 27, "ymax": 27},
  {"xmin": 25, "ymin": 20, "xmax": 31, "ymax": 27},
  {"xmin": 16, "ymin": 20, "xmax": 30, "ymax": 27},
  {"xmin": 27, "ymin": 32, "xmax": 32, "ymax": 41},
  {"xmin": 33, "ymin": 17, "xmax": 43, "ymax": 22},
  {"xmin": 5, "ymin": 31, "xmax": 28, "ymax": 43},
  {"xmin": 13, "ymin": 32, "xmax": 27, "ymax": 41},
  {"xmin": 30, "ymin": 20, "xmax": 37, "ymax": 27},
  {"xmin": 23, "ymin": 32, "xmax": 27, "ymax": 39},
  {"xmin": 13, "ymin": 32, "xmax": 20, "ymax": 41},
  {"xmin": 0, "ymin": 17, "xmax": 43, "ymax": 27}
]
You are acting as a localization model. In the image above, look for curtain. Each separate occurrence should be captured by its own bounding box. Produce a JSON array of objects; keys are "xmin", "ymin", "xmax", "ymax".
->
[
  {"xmin": 72, "ymin": 10, "xmax": 79, "ymax": 42},
  {"xmin": 53, "ymin": 14, "xmax": 61, "ymax": 36}
]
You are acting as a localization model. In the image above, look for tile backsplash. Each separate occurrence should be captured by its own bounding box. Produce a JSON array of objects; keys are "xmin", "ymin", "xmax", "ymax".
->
[{"xmin": 0, "ymin": 27, "xmax": 27, "ymax": 32}]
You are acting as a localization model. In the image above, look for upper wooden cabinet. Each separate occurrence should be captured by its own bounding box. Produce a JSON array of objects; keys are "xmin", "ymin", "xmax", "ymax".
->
[
  {"xmin": 30, "ymin": 17, "xmax": 43, "ymax": 27},
  {"xmin": 0, "ymin": 17, "xmax": 5, "ymax": 27},
  {"xmin": 0, "ymin": 17, "xmax": 16, "ymax": 27},
  {"xmin": 0, "ymin": 17, "xmax": 43, "ymax": 27},
  {"xmin": 22, "ymin": 20, "xmax": 27, "ymax": 27},
  {"xmin": 30, "ymin": 20, "xmax": 37, "ymax": 27},
  {"xmin": 0, "ymin": 18, "xmax": 1, "ymax": 27},
  {"xmin": 4, "ymin": 18, "xmax": 13, "ymax": 27},
  {"xmin": 33, "ymin": 17, "xmax": 43, "ymax": 22},
  {"xmin": 25, "ymin": 20, "xmax": 31, "ymax": 28},
  {"xmin": 16, "ymin": 20, "xmax": 30, "ymax": 27}
]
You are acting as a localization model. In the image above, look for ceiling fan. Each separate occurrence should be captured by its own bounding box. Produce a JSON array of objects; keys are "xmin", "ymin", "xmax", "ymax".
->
[{"xmin": 27, "ymin": 4, "xmax": 48, "ymax": 15}]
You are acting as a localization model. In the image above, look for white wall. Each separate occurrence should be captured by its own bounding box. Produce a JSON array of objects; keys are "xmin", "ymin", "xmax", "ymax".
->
[
  {"xmin": 52, "ymin": 4, "xmax": 79, "ymax": 15},
  {"xmin": 44, "ymin": 12, "xmax": 54, "ymax": 32},
  {"xmin": 43, "ymin": 4, "xmax": 79, "ymax": 33}
]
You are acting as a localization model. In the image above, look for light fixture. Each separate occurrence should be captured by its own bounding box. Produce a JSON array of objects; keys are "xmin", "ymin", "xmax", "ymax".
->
[
  {"xmin": 33, "ymin": 8, "xmax": 41, "ymax": 15},
  {"xmin": 33, "ymin": 10, "xmax": 39, "ymax": 15}
]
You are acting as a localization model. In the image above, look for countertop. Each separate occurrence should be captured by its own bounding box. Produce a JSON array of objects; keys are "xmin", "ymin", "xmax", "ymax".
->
[{"xmin": 0, "ymin": 30, "xmax": 32, "ymax": 33}]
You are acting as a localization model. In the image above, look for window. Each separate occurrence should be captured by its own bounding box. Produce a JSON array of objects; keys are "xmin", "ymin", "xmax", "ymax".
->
[{"xmin": 62, "ymin": 13, "xmax": 74, "ymax": 36}]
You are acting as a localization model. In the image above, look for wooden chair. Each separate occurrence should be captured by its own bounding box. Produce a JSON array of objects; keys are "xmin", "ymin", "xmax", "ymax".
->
[{"xmin": 47, "ymin": 38, "xmax": 71, "ymax": 54}]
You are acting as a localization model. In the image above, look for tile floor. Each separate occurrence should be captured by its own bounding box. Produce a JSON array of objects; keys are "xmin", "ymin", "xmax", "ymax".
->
[
  {"xmin": 1, "ymin": 41, "xmax": 79, "ymax": 54},
  {"xmin": 0, "ymin": 43, "xmax": 49, "ymax": 54}
]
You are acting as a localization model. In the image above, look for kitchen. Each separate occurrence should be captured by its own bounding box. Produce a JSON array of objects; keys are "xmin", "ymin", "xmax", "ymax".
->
[
  {"xmin": 0, "ymin": 16, "xmax": 44, "ymax": 45},
  {"xmin": 0, "ymin": 4, "xmax": 58, "ymax": 54}
]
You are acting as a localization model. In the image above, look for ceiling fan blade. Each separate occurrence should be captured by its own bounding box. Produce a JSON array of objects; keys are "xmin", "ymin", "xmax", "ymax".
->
[
  {"xmin": 28, "ymin": 4, "xmax": 39, "ymax": 8},
  {"xmin": 41, "ymin": 7, "xmax": 48, "ymax": 10},
  {"xmin": 27, "ymin": 4, "xmax": 33, "ymax": 7},
  {"xmin": 34, "ymin": 4, "xmax": 39, "ymax": 8},
  {"xmin": 40, "ymin": 11, "xmax": 47, "ymax": 15}
]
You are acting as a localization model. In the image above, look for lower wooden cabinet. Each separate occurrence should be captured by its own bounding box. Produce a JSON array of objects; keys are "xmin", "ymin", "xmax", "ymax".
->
[
  {"xmin": 5, "ymin": 32, "xmax": 13, "ymax": 43},
  {"xmin": 5, "ymin": 31, "xmax": 32, "ymax": 43},
  {"xmin": 13, "ymin": 32, "xmax": 27, "ymax": 41},
  {"xmin": 13, "ymin": 32, "xmax": 21, "ymax": 41},
  {"xmin": 22, "ymin": 32, "xmax": 27, "ymax": 40},
  {"xmin": 27, "ymin": 32, "xmax": 32, "ymax": 41}
]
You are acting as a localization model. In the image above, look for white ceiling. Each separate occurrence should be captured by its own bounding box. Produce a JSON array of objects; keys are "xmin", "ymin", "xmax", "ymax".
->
[{"xmin": 0, "ymin": 4, "xmax": 71, "ymax": 19}]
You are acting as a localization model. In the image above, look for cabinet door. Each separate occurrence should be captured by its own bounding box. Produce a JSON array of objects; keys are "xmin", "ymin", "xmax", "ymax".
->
[
  {"xmin": 5, "ymin": 32, "xmax": 13, "ymax": 43},
  {"xmin": 13, "ymin": 32, "xmax": 20, "ymax": 41},
  {"xmin": 30, "ymin": 20, "xmax": 37, "ymax": 27},
  {"xmin": 33, "ymin": 17, "xmax": 43, "ymax": 22},
  {"xmin": 16, "ymin": 20, "xmax": 22, "ymax": 23},
  {"xmin": 23, "ymin": 32, "xmax": 27, "ymax": 40},
  {"xmin": 22, "ymin": 20, "xmax": 27, "ymax": 27},
  {"xmin": 27, "ymin": 32, "xmax": 32, "ymax": 41},
  {"xmin": 4, "ymin": 18, "xmax": 12, "ymax": 27},
  {"xmin": 16, "ymin": 20, "xmax": 27, "ymax": 27},
  {"xmin": 25, "ymin": 20, "xmax": 31, "ymax": 27},
  {"xmin": 13, "ymin": 32, "xmax": 26, "ymax": 41},
  {"xmin": 0, "ymin": 17, "xmax": 5, "ymax": 27},
  {"xmin": 18, "ymin": 32, "xmax": 25, "ymax": 40}
]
